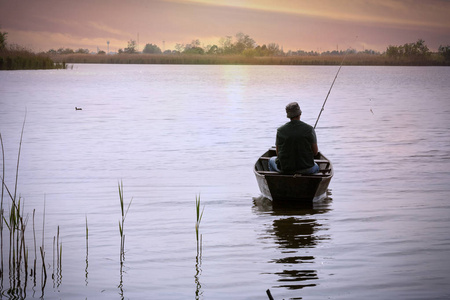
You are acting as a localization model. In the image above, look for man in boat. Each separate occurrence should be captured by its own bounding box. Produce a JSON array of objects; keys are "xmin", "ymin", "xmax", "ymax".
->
[{"xmin": 268, "ymin": 102, "xmax": 320, "ymax": 174}]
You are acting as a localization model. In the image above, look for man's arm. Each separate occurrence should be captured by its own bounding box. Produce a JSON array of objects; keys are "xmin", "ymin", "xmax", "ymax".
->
[
  {"xmin": 311, "ymin": 143, "xmax": 318, "ymax": 156},
  {"xmin": 310, "ymin": 128, "xmax": 319, "ymax": 156}
]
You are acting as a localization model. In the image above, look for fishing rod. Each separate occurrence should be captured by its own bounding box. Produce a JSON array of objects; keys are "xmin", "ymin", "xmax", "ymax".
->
[{"xmin": 313, "ymin": 48, "xmax": 350, "ymax": 129}]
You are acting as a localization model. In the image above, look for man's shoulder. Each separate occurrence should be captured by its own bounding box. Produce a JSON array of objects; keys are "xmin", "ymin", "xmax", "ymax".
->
[
  {"xmin": 277, "ymin": 121, "xmax": 291, "ymax": 130},
  {"xmin": 298, "ymin": 120, "xmax": 313, "ymax": 128},
  {"xmin": 278, "ymin": 120, "xmax": 313, "ymax": 131}
]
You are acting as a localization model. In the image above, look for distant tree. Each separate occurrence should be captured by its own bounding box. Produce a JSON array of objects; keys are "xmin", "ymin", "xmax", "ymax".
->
[
  {"xmin": 75, "ymin": 48, "xmax": 89, "ymax": 54},
  {"xmin": 439, "ymin": 45, "xmax": 450, "ymax": 62},
  {"xmin": 242, "ymin": 48, "xmax": 256, "ymax": 58},
  {"xmin": 289, "ymin": 49, "xmax": 318, "ymax": 56},
  {"xmin": 98, "ymin": 50, "xmax": 106, "ymax": 55},
  {"xmin": 57, "ymin": 48, "xmax": 74, "ymax": 54},
  {"xmin": 183, "ymin": 39, "xmax": 202, "ymax": 54},
  {"xmin": 206, "ymin": 45, "xmax": 219, "ymax": 55},
  {"xmin": 254, "ymin": 44, "xmax": 268, "ymax": 56},
  {"xmin": 386, "ymin": 39, "xmax": 430, "ymax": 60},
  {"xmin": 183, "ymin": 46, "xmax": 204, "ymax": 55},
  {"xmin": 190, "ymin": 39, "xmax": 201, "ymax": 48},
  {"xmin": 234, "ymin": 32, "xmax": 255, "ymax": 54},
  {"xmin": 413, "ymin": 39, "xmax": 430, "ymax": 57},
  {"xmin": 386, "ymin": 45, "xmax": 401, "ymax": 58},
  {"xmin": 219, "ymin": 36, "xmax": 233, "ymax": 54},
  {"xmin": 267, "ymin": 43, "xmax": 282, "ymax": 56},
  {"xmin": 47, "ymin": 49, "xmax": 57, "ymax": 55},
  {"xmin": 123, "ymin": 40, "xmax": 137, "ymax": 54},
  {"xmin": 403, "ymin": 39, "xmax": 430, "ymax": 58},
  {"xmin": 174, "ymin": 43, "xmax": 185, "ymax": 53},
  {"xmin": 0, "ymin": 31, "xmax": 7, "ymax": 51},
  {"xmin": 143, "ymin": 43, "xmax": 162, "ymax": 54},
  {"xmin": 360, "ymin": 49, "xmax": 379, "ymax": 55}
]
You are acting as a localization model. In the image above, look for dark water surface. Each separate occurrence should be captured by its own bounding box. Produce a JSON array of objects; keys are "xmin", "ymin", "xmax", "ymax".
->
[{"xmin": 1, "ymin": 65, "xmax": 449, "ymax": 299}]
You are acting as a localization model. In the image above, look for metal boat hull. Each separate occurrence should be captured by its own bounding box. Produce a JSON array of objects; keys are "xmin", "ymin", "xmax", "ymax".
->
[{"xmin": 254, "ymin": 148, "xmax": 333, "ymax": 203}]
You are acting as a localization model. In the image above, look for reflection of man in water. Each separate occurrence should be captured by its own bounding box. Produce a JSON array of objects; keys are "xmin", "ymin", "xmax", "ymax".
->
[{"xmin": 269, "ymin": 102, "xmax": 319, "ymax": 174}]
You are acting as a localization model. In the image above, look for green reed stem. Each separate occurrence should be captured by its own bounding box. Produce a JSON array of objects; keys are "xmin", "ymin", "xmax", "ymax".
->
[
  {"xmin": 19, "ymin": 199, "xmax": 28, "ymax": 280},
  {"xmin": 41, "ymin": 197, "xmax": 46, "ymax": 287},
  {"xmin": 13, "ymin": 110, "xmax": 26, "ymax": 207},
  {"xmin": 57, "ymin": 226, "xmax": 60, "ymax": 269},
  {"xmin": 33, "ymin": 209, "xmax": 36, "ymax": 284},
  {"xmin": 52, "ymin": 236, "xmax": 55, "ymax": 278},
  {"xmin": 118, "ymin": 180, "xmax": 132, "ymax": 262},
  {"xmin": 195, "ymin": 195, "xmax": 204, "ymax": 255},
  {"xmin": 85, "ymin": 214, "xmax": 88, "ymax": 285},
  {"xmin": 40, "ymin": 246, "xmax": 46, "ymax": 283},
  {"xmin": 56, "ymin": 226, "xmax": 62, "ymax": 275},
  {"xmin": 59, "ymin": 241, "xmax": 62, "ymax": 272},
  {"xmin": 85, "ymin": 215, "xmax": 88, "ymax": 253}
]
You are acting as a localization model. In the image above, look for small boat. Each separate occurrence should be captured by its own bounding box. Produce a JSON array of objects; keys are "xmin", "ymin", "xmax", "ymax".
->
[
  {"xmin": 254, "ymin": 147, "xmax": 333, "ymax": 204},
  {"xmin": 75, "ymin": 107, "xmax": 82, "ymax": 110}
]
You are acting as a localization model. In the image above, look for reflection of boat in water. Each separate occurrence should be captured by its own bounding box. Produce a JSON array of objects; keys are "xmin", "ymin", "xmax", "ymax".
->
[
  {"xmin": 255, "ymin": 201, "xmax": 331, "ymax": 295},
  {"xmin": 254, "ymin": 147, "xmax": 333, "ymax": 204},
  {"xmin": 271, "ymin": 217, "xmax": 322, "ymax": 290}
]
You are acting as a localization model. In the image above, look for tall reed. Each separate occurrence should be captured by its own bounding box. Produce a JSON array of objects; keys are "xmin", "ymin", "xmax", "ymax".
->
[
  {"xmin": 118, "ymin": 180, "xmax": 132, "ymax": 262},
  {"xmin": 0, "ymin": 114, "xmax": 28, "ymax": 290},
  {"xmin": 195, "ymin": 195, "xmax": 204, "ymax": 255},
  {"xmin": 52, "ymin": 226, "xmax": 62, "ymax": 286},
  {"xmin": 40, "ymin": 198, "xmax": 47, "ymax": 288},
  {"xmin": 194, "ymin": 195, "xmax": 205, "ymax": 299},
  {"xmin": 32, "ymin": 209, "xmax": 37, "ymax": 285},
  {"xmin": 0, "ymin": 48, "xmax": 65, "ymax": 70},
  {"xmin": 85, "ymin": 215, "xmax": 88, "ymax": 285},
  {"xmin": 0, "ymin": 114, "xmax": 57, "ymax": 296},
  {"xmin": 85, "ymin": 215, "xmax": 88, "ymax": 253}
]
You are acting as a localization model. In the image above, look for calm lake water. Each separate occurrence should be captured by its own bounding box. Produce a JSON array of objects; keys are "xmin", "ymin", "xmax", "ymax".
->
[{"xmin": 1, "ymin": 64, "xmax": 450, "ymax": 299}]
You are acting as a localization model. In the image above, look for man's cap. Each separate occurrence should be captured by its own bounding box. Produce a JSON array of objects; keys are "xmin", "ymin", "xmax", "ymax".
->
[{"xmin": 286, "ymin": 102, "xmax": 302, "ymax": 118}]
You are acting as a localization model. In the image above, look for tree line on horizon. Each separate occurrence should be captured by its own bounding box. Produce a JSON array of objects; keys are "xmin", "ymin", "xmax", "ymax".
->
[
  {"xmin": 50, "ymin": 32, "xmax": 450, "ymax": 62},
  {"xmin": 1, "ymin": 30, "xmax": 450, "ymax": 67},
  {"xmin": 115, "ymin": 32, "xmax": 377, "ymax": 57},
  {"xmin": 0, "ymin": 31, "xmax": 66, "ymax": 70},
  {"xmin": 385, "ymin": 39, "xmax": 450, "ymax": 61}
]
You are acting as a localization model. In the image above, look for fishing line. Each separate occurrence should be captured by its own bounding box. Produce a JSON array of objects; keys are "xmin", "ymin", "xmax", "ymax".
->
[{"xmin": 313, "ymin": 38, "xmax": 357, "ymax": 129}]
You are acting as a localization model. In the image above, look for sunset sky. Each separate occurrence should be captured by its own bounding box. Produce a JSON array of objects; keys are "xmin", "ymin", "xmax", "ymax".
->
[{"xmin": 1, "ymin": 0, "xmax": 449, "ymax": 53}]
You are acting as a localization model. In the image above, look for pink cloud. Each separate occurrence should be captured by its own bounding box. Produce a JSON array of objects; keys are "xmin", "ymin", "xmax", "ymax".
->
[{"xmin": 0, "ymin": 0, "xmax": 449, "ymax": 52}]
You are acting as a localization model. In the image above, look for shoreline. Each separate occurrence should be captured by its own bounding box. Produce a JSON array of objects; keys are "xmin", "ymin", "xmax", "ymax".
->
[
  {"xmin": 2, "ymin": 52, "xmax": 449, "ymax": 70},
  {"xmin": 50, "ymin": 53, "xmax": 450, "ymax": 67}
]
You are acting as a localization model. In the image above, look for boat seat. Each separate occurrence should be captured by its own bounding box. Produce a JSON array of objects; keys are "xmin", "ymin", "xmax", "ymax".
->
[
  {"xmin": 257, "ymin": 171, "xmax": 279, "ymax": 175},
  {"xmin": 258, "ymin": 158, "xmax": 331, "ymax": 174},
  {"xmin": 257, "ymin": 170, "xmax": 330, "ymax": 177},
  {"xmin": 260, "ymin": 157, "xmax": 328, "ymax": 162},
  {"xmin": 314, "ymin": 159, "xmax": 328, "ymax": 163},
  {"xmin": 315, "ymin": 159, "xmax": 330, "ymax": 169},
  {"xmin": 261, "ymin": 157, "xmax": 329, "ymax": 163}
]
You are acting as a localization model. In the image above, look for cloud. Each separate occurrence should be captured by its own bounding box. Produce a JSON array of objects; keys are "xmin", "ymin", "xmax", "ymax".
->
[
  {"xmin": 1, "ymin": 0, "xmax": 449, "ymax": 52},
  {"xmin": 87, "ymin": 22, "xmax": 129, "ymax": 37},
  {"xmin": 1, "ymin": 29, "xmax": 121, "ymax": 52},
  {"xmin": 170, "ymin": 0, "xmax": 450, "ymax": 29}
]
